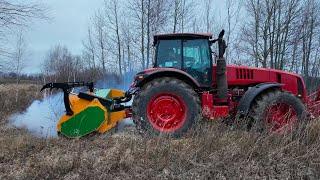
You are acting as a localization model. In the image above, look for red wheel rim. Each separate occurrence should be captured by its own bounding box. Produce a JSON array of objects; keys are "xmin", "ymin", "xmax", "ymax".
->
[
  {"xmin": 265, "ymin": 103, "xmax": 297, "ymax": 133},
  {"xmin": 147, "ymin": 93, "xmax": 187, "ymax": 132}
]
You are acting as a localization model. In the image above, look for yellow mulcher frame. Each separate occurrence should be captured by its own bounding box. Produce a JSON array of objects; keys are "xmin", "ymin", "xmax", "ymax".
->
[{"xmin": 57, "ymin": 89, "xmax": 127, "ymax": 135}]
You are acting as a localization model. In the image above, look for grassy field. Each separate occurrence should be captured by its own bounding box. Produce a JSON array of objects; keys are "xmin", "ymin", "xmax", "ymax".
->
[
  {"xmin": 0, "ymin": 84, "xmax": 320, "ymax": 179},
  {"xmin": 0, "ymin": 78, "xmax": 39, "ymax": 85}
]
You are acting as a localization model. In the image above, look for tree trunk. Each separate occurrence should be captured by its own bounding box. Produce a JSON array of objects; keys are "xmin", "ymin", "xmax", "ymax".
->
[
  {"xmin": 146, "ymin": 0, "xmax": 151, "ymax": 68},
  {"xmin": 141, "ymin": 0, "xmax": 145, "ymax": 69}
]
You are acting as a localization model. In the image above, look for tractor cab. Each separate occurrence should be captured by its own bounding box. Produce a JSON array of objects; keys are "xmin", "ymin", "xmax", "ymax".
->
[{"xmin": 153, "ymin": 33, "xmax": 213, "ymax": 86}]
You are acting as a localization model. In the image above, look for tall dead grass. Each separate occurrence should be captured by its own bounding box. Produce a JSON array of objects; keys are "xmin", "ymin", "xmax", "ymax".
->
[
  {"xmin": 0, "ymin": 84, "xmax": 41, "ymax": 117},
  {"xmin": 0, "ymin": 84, "xmax": 319, "ymax": 179}
]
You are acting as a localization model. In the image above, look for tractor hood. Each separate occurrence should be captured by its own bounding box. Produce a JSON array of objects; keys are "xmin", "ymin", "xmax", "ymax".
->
[{"xmin": 212, "ymin": 65, "xmax": 307, "ymax": 99}]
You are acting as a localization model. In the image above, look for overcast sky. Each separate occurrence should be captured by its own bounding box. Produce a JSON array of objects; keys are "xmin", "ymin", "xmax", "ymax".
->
[
  {"xmin": 21, "ymin": 0, "xmax": 103, "ymax": 73},
  {"xmin": 17, "ymin": 0, "xmax": 239, "ymax": 74}
]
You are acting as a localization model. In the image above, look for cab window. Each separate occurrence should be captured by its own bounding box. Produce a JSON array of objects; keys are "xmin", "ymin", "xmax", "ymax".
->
[
  {"xmin": 183, "ymin": 39, "xmax": 211, "ymax": 85},
  {"xmin": 156, "ymin": 40, "xmax": 182, "ymax": 68}
]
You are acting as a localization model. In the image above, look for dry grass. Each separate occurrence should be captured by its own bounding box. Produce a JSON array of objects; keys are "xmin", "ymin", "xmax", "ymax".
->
[
  {"xmin": 0, "ymin": 78, "xmax": 38, "ymax": 85},
  {"xmin": 0, "ymin": 84, "xmax": 42, "ymax": 116},
  {"xmin": 0, "ymin": 84, "xmax": 320, "ymax": 179}
]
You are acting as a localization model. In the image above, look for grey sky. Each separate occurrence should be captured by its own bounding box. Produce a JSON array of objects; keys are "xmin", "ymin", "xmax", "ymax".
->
[
  {"xmin": 23, "ymin": 0, "xmax": 103, "ymax": 73},
  {"xmin": 19, "ymin": 0, "xmax": 241, "ymax": 74}
]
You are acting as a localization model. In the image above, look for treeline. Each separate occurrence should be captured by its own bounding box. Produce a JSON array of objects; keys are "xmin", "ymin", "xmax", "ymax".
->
[
  {"xmin": 43, "ymin": 0, "xmax": 242, "ymax": 82},
  {"xmin": 0, "ymin": 72, "xmax": 42, "ymax": 81},
  {"xmin": 80, "ymin": 0, "xmax": 231, "ymax": 77},
  {"xmin": 42, "ymin": 45, "xmax": 122, "ymax": 83},
  {"xmin": 0, "ymin": 0, "xmax": 47, "ymax": 84},
  {"xmin": 0, "ymin": 0, "xmax": 319, "ymax": 85},
  {"xmin": 240, "ymin": 0, "xmax": 320, "ymax": 78},
  {"xmin": 74, "ymin": 0, "xmax": 320, "ymax": 80}
]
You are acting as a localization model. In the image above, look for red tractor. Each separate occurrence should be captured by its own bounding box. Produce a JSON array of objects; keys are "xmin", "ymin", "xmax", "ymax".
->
[
  {"xmin": 128, "ymin": 30, "xmax": 320, "ymax": 136},
  {"xmin": 42, "ymin": 30, "xmax": 320, "ymax": 138}
]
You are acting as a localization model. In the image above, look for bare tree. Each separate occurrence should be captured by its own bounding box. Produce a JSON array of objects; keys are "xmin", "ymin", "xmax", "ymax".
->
[
  {"xmin": 105, "ymin": 0, "xmax": 123, "ymax": 76},
  {"xmin": 128, "ymin": 0, "xmax": 146, "ymax": 69},
  {"xmin": 78, "ymin": 0, "xmax": 320, "ymax": 81},
  {"xmin": 0, "ymin": 0, "xmax": 47, "ymax": 69},
  {"xmin": 204, "ymin": 0, "xmax": 213, "ymax": 32},
  {"xmin": 93, "ymin": 10, "xmax": 108, "ymax": 74},
  {"xmin": 140, "ymin": 0, "xmax": 146, "ymax": 69},
  {"xmin": 147, "ymin": 0, "xmax": 171, "ymax": 66},
  {"xmin": 11, "ymin": 30, "xmax": 27, "ymax": 102},
  {"xmin": 0, "ymin": 1, "xmax": 47, "ymax": 28},
  {"xmin": 12, "ymin": 30, "xmax": 27, "ymax": 84},
  {"xmin": 180, "ymin": 0, "xmax": 195, "ymax": 33},
  {"xmin": 172, "ymin": 0, "xmax": 181, "ymax": 33},
  {"xmin": 171, "ymin": 0, "xmax": 193, "ymax": 33},
  {"xmin": 82, "ymin": 26, "xmax": 101, "ymax": 80},
  {"xmin": 82, "ymin": 27, "xmax": 96, "ymax": 70},
  {"xmin": 225, "ymin": 0, "xmax": 242, "ymax": 61},
  {"xmin": 242, "ymin": 0, "xmax": 303, "ymax": 69},
  {"xmin": 146, "ymin": 0, "xmax": 151, "ymax": 68},
  {"xmin": 301, "ymin": 0, "xmax": 318, "ymax": 78},
  {"xmin": 43, "ymin": 45, "xmax": 77, "ymax": 82},
  {"xmin": 120, "ymin": 20, "xmax": 134, "ymax": 73}
]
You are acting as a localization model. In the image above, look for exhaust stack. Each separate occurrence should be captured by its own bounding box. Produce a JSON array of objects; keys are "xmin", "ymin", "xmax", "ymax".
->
[
  {"xmin": 214, "ymin": 30, "xmax": 228, "ymax": 99},
  {"xmin": 216, "ymin": 57, "xmax": 227, "ymax": 99}
]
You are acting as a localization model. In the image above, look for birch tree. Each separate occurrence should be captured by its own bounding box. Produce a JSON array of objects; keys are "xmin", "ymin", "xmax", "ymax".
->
[
  {"xmin": 12, "ymin": 30, "xmax": 27, "ymax": 85},
  {"xmin": 0, "ymin": 0, "xmax": 47, "ymax": 69},
  {"xmin": 242, "ymin": 0, "xmax": 303, "ymax": 69},
  {"xmin": 82, "ymin": 27, "xmax": 96, "ymax": 70},
  {"xmin": 129, "ymin": 0, "xmax": 146, "ymax": 69},
  {"xmin": 93, "ymin": 10, "xmax": 108, "ymax": 74},
  {"xmin": 301, "ymin": 0, "xmax": 318, "ymax": 78},
  {"xmin": 0, "ymin": 1, "xmax": 47, "ymax": 28},
  {"xmin": 106, "ymin": 0, "xmax": 123, "ymax": 76}
]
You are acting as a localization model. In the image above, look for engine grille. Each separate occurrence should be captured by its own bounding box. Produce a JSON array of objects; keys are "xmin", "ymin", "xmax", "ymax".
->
[{"xmin": 236, "ymin": 68, "xmax": 254, "ymax": 79}]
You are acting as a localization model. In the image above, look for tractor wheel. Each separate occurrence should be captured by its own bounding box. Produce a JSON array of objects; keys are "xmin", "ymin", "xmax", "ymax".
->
[
  {"xmin": 250, "ymin": 90, "xmax": 307, "ymax": 134},
  {"xmin": 132, "ymin": 77, "xmax": 201, "ymax": 137}
]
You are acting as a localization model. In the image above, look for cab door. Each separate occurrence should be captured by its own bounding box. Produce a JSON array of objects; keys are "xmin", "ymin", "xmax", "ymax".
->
[{"xmin": 182, "ymin": 39, "xmax": 212, "ymax": 86}]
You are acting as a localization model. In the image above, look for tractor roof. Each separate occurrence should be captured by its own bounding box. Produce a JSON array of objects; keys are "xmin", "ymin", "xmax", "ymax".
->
[{"xmin": 153, "ymin": 33, "xmax": 213, "ymax": 45}]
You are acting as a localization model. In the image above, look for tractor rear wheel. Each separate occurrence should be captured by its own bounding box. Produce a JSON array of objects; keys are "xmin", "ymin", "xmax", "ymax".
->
[
  {"xmin": 250, "ymin": 90, "xmax": 307, "ymax": 134},
  {"xmin": 132, "ymin": 77, "xmax": 201, "ymax": 137}
]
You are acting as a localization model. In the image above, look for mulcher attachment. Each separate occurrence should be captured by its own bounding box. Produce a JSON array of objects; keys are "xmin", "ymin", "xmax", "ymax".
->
[{"xmin": 41, "ymin": 82, "xmax": 132, "ymax": 138}]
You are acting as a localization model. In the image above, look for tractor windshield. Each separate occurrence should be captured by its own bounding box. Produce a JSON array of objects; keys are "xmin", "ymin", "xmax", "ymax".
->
[
  {"xmin": 156, "ymin": 39, "xmax": 212, "ymax": 85},
  {"xmin": 156, "ymin": 40, "xmax": 182, "ymax": 68}
]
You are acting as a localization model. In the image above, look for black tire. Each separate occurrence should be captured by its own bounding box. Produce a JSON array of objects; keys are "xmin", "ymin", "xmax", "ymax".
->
[
  {"xmin": 132, "ymin": 77, "xmax": 201, "ymax": 137},
  {"xmin": 250, "ymin": 90, "xmax": 307, "ymax": 133}
]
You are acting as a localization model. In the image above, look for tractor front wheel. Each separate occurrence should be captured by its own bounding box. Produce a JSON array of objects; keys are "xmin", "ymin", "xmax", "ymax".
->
[
  {"xmin": 132, "ymin": 77, "xmax": 201, "ymax": 137},
  {"xmin": 251, "ymin": 91, "xmax": 307, "ymax": 134}
]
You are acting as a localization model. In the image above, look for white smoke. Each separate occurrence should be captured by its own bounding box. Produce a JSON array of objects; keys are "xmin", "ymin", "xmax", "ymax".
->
[
  {"xmin": 95, "ymin": 71, "xmax": 136, "ymax": 90},
  {"xmin": 9, "ymin": 93, "xmax": 64, "ymax": 138}
]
